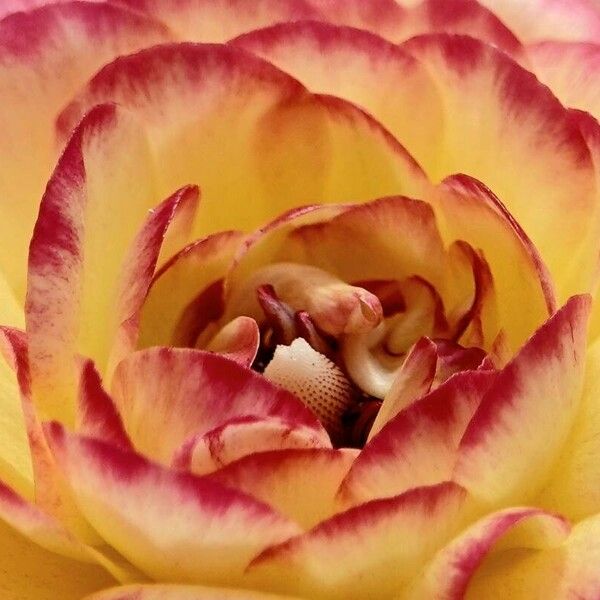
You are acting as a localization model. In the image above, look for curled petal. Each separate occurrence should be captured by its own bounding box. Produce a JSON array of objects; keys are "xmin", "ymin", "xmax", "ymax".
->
[
  {"xmin": 172, "ymin": 415, "xmax": 331, "ymax": 476},
  {"xmin": 204, "ymin": 316, "xmax": 260, "ymax": 367},
  {"xmin": 112, "ymin": 347, "xmax": 328, "ymax": 463},
  {"xmin": 45, "ymin": 424, "xmax": 303, "ymax": 586}
]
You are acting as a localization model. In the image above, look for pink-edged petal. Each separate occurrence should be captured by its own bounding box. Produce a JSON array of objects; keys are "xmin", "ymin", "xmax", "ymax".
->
[
  {"xmin": 0, "ymin": 2, "xmax": 170, "ymax": 299},
  {"xmin": 395, "ymin": 0, "xmax": 527, "ymax": 61},
  {"xmin": 26, "ymin": 104, "xmax": 158, "ymax": 424},
  {"xmin": 85, "ymin": 584, "xmax": 304, "ymax": 600},
  {"xmin": 117, "ymin": 0, "xmax": 320, "ymax": 41},
  {"xmin": 429, "ymin": 175, "xmax": 556, "ymax": 351},
  {"xmin": 405, "ymin": 507, "xmax": 570, "ymax": 600},
  {"xmin": 172, "ymin": 415, "xmax": 331, "ymax": 477},
  {"xmin": 0, "ymin": 516, "xmax": 114, "ymax": 600},
  {"xmin": 111, "ymin": 347, "xmax": 329, "ymax": 464},
  {"xmin": 367, "ymin": 337, "xmax": 438, "ymax": 437},
  {"xmin": 46, "ymin": 423, "xmax": 302, "ymax": 585},
  {"xmin": 246, "ymin": 482, "xmax": 469, "ymax": 599},
  {"xmin": 204, "ymin": 316, "xmax": 260, "ymax": 367},
  {"xmin": 139, "ymin": 231, "xmax": 245, "ymax": 349},
  {"xmin": 231, "ymin": 20, "xmax": 443, "ymax": 171},
  {"xmin": 454, "ymin": 295, "xmax": 591, "ymax": 507},
  {"xmin": 76, "ymin": 359, "xmax": 132, "ymax": 452},
  {"xmin": 106, "ymin": 185, "xmax": 199, "ymax": 377},
  {"xmin": 206, "ymin": 448, "xmax": 357, "ymax": 529},
  {"xmin": 476, "ymin": 0, "xmax": 600, "ymax": 43},
  {"xmin": 57, "ymin": 43, "xmax": 427, "ymax": 241},
  {"xmin": 464, "ymin": 512, "xmax": 600, "ymax": 599},
  {"xmin": 530, "ymin": 42, "xmax": 600, "ymax": 121},
  {"xmin": 289, "ymin": 196, "xmax": 447, "ymax": 292},
  {"xmin": 339, "ymin": 371, "xmax": 496, "ymax": 506},
  {"xmin": 401, "ymin": 34, "xmax": 598, "ymax": 300}
]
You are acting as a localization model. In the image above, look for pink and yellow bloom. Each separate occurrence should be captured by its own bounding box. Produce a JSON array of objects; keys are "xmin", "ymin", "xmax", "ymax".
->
[{"xmin": 1, "ymin": 0, "xmax": 600, "ymax": 598}]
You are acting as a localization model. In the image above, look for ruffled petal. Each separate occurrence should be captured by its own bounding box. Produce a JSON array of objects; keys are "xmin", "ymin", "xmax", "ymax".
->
[
  {"xmin": 428, "ymin": 174, "xmax": 556, "ymax": 351},
  {"xmin": 338, "ymin": 371, "xmax": 496, "ymax": 506},
  {"xmin": 246, "ymin": 482, "xmax": 469, "ymax": 599},
  {"xmin": 454, "ymin": 295, "xmax": 591, "ymax": 507},
  {"xmin": 46, "ymin": 424, "xmax": 302, "ymax": 586},
  {"xmin": 111, "ymin": 347, "xmax": 329, "ymax": 463},
  {"xmin": 0, "ymin": 1, "xmax": 170, "ymax": 299},
  {"xmin": 206, "ymin": 448, "xmax": 357, "ymax": 529},
  {"xmin": 401, "ymin": 34, "xmax": 598, "ymax": 300}
]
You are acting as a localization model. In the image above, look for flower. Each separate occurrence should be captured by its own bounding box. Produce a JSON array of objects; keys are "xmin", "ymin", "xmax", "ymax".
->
[{"xmin": 0, "ymin": 0, "xmax": 599, "ymax": 598}]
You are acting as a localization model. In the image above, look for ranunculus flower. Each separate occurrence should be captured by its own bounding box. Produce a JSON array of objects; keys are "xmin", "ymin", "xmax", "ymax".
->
[{"xmin": 0, "ymin": 0, "xmax": 599, "ymax": 598}]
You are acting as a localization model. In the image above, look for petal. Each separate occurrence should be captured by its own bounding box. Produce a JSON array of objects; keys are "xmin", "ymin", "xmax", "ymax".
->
[
  {"xmin": 476, "ymin": 0, "xmax": 600, "ymax": 43},
  {"xmin": 246, "ymin": 482, "xmax": 469, "ymax": 599},
  {"xmin": 85, "ymin": 583, "xmax": 304, "ymax": 600},
  {"xmin": 204, "ymin": 316, "xmax": 260, "ymax": 367},
  {"xmin": 26, "ymin": 104, "xmax": 157, "ymax": 425},
  {"xmin": 0, "ymin": 270, "xmax": 23, "ymax": 329},
  {"xmin": 57, "ymin": 43, "xmax": 427, "ymax": 240},
  {"xmin": 76, "ymin": 359, "xmax": 132, "ymax": 451},
  {"xmin": 454, "ymin": 295, "xmax": 591, "ymax": 507},
  {"xmin": 0, "ymin": 2, "xmax": 170, "ymax": 299},
  {"xmin": 0, "ymin": 516, "xmax": 114, "ymax": 600},
  {"xmin": 206, "ymin": 448, "xmax": 357, "ymax": 529},
  {"xmin": 464, "ymin": 512, "xmax": 600, "ymax": 599},
  {"xmin": 429, "ymin": 175, "xmax": 555, "ymax": 351},
  {"xmin": 111, "ymin": 347, "xmax": 328, "ymax": 463},
  {"xmin": 139, "ymin": 231, "xmax": 245, "ymax": 348},
  {"xmin": 173, "ymin": 415, "xmax": 331, "ymax": 476},
  {"xmin": 405, "ymin": 507, "xmax": 570, "ymax": 600},
  {"xmin": 117, "ymin": 0, "xmax": 320, "ymax": 41},
  {"xmin": 536, "ymin": 339, "xmax": 600, "ymax": 520},
  {"xmin": 401, "ymin": 34, "xmax": 598, "ymax": 300},
  {"xmin": 338, "ymin": 371, "xmax": 496, "ymax": 506},
  {"xmin": 46, "ymin": 424, "xmax": 302, "ymax": 586},
  {"xmin": 0, "ymin": 329, "xmax": 33, "ymax": 499},
  {"xmin": 231, "ymin": 20, "xmax": 443, "ymax": 171},
  {"xmin": 107, "ymin": 185, "xmax": 200, "ymax": 377},
  {"xmin": 394, "ymin": 0, "xmax": 526, "ymax": 61},
  {"xmin": 530, "ymin": 42, "xmax": 600, "ymax": 120}
]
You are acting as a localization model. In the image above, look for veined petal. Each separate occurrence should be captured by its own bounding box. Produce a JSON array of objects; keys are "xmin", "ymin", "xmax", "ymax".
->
[
  {"xmin": 139, "ymin": 231, "xmax": 245, "ymax": 349},
  {"xmin": 429, "ymin": 175, "xmax": 555, "ymax": 351},
  {"xmin": 26, "ymin": 104, "xmax": 157, "ymax": 425},
  {"xmin": 57, "ymin": 43, "xmax": 427, "ymax": 242},
  {"xmin": 0, "ymin": 517, "xmax": 113, "ymax": 600},
  {"xmin": 454, "ymin": 295, "xmax": 591, "ymax": 507},
  {"xmin": 476, "ymin": 0, "xmax": 600, "ymax": 43},
  {"xmin": 246, "ymin": 482, "xmax": 469, "ymax": 599},
  {"xmin": 0, "ymin": 1, "xmax": 170, "ymax": 299},
  {"xmin": 206, "ymin": 448, "xmax": 357, "ymax": 529},
  {"xmin": 339, "ymin": 371, "xmax": 496, "ymax": 506},
  {"xmin": 464, "ymin": 512, "xmax": 600, "ymax": 599},
  {"xmin": 116, "ymin": 0, "xmax": 320, "ymax": 41},
  {"xmin": 172, "ymin": 415, "xmax": 331, "ymax": 477},
  {"xmin": 401, "ymin": 34, "xmax": 598, "ymax": 300},
  {"xmin": 530, "ymin": 42, "xmax": 600, "ymax": 120},
  {"xmin": 85, "ymin": 583, "xmax": 305, "ymax": 600},
  {"xmin": 404, "ymin": 507, "xmax": 570, "ymax": 600},
  {"xmin": 231, "ymin": 20, "xmax": 443, "ymax": 171},
  {"xmin": 111, "ymin": 348, "xmax": 328, "ymax": 464},
  {"xmin": 46, "ymin": 424, "xmax": 302, "ymax": 586}
]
